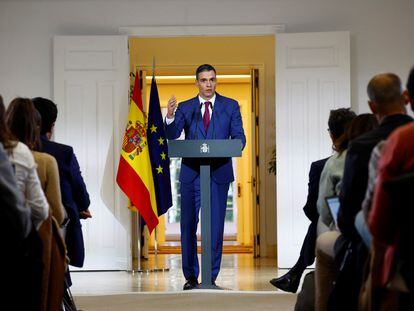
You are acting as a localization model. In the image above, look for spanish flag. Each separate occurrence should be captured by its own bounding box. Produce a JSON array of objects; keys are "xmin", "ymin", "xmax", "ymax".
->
[{"xmin": 116, "ymin": 71, "xmax": 158, "ymax": 233}]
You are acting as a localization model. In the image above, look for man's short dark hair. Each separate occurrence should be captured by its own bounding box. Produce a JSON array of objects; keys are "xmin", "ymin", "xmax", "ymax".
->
[
  {"xmin": 196, "ymin": 64, "xmax": 216, "ymax": 80},
  {"xmin": 407, "ymin": 66, "xmax": 414, "ymax": 99},
  {"xmin": 32, "ymin": 97, "xmax": 58, "ymax": 135},
  {"xmin": 367, "ymin": 73, "xmax": 402, "ymax": 107}
]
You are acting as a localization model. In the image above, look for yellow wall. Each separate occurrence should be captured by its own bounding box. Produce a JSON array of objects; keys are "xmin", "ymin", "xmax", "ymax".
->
[
  {"xmin": 130, "ymin": 36, "xmax": 276, "ymax": 257},
  {"xmin": 129, "ymin": 36, "xmax": 274, "ymax": 76},
  {"xmin": 141, "ymin": 77, "xmax": 253, "ymax": 246}
]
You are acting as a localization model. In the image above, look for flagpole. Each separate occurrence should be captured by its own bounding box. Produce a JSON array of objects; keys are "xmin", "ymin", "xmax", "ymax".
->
[
  {"xmin": 153, "ymin": 226, "xmax": 169, "ymax": 272},
  {"xmin": 131, "ymin": 209, "xmax": 152, "ymax": 273},
  {"xmin": 132, "ymin": 211, "xmax": 167, "ymax": 274},
  {"xmin": 128, "ymin": 70, "xmax": 154, "ymax": 274}
]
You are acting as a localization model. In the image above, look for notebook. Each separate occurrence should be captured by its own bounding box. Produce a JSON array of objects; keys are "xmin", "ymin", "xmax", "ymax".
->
[{"xmin": 325, "ymin": 196, "xmax": 340, "ymax": 227}]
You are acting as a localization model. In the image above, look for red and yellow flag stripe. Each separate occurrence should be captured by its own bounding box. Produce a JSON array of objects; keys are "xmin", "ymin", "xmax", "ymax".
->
[{"xmin": 116, "ymin": 72, "xmax": 158, "ymax": 232}]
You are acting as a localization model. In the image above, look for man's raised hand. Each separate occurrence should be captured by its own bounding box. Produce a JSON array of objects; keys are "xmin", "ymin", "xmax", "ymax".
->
[{"xmin": 167, "ymin": 95, "xmax": 177, "ymax": 119}]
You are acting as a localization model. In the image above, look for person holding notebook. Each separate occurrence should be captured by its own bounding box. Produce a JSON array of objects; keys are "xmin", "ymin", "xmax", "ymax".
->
[
  {"xmin": 316, "ymin": 113, "xmax": 377, "ymax": 231},
  {"xmin": 314, "ymin": 112, "xmax": 379, "ymax": 310}
]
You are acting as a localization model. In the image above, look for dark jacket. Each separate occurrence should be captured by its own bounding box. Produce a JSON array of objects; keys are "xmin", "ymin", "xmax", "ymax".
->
[
  {"xmin": 299, "ymin": 157, "xmax": 329, "ymax": 268},
  {"xmin": 303, "ymin": 158, "xmax": 329, "ymax": 222},
  {"xmin": 40, "ymin": 135, "xmax": 90, "ymax": 267},
  {"xmin": 338, "ymin": 114, "xmax": 413, "ymax": 239}
]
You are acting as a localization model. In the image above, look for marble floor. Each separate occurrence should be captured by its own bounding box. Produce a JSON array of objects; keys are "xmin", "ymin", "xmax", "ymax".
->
[{"xmin": 70, "ymin": 254, "xmax": 298, "ymax": 295}]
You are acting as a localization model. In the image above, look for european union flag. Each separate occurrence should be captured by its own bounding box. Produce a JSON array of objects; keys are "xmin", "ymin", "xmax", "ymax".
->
[{"xmin": 147, "ymin": 77, "xmax": 173, "ymax": 217}]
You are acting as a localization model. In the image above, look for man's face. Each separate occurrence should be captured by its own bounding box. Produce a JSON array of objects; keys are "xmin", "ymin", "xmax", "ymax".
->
[{"xmin": 196, "ymin": 70, "xmax": 217, "ymax": 100}]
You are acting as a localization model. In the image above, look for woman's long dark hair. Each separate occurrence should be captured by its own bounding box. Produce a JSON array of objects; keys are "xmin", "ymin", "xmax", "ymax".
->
[
  {"xmin": 346, "ymin": 113, "xmax": 379, "ymax": 141},
  {"xmin": 0, "ymin": 95, "xmax": 17, "ymax": 150},
  {"xmin": 6, "ymin": 97, "xmax": 40, "ymax": 150},
  {"xmin": 335, "ymin": 113, "xmax": 378, "ymax": 154}
]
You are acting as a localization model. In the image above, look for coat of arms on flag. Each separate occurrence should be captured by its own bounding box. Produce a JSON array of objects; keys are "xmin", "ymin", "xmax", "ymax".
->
[{"xmin": 122, "ymin": 120, "xmax": 147, "ymax": 159}]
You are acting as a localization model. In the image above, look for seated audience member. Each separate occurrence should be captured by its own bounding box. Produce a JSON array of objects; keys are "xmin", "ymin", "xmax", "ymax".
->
[
  {"xmin": 0, "ymin": 141, "xmax": 32, "ymax": 236},
  {"xmin": 270, "ymin": 156, "xmax": 328, "ymax": 292},
  {"xmin": 369, "ymin": 66, "xmax": 414, "ymax": 310},
  {"xmin": 1, "ymin": 95, "xmax": 45, "ymax": 310},
  {"xmin": 318, "ymin": 113, "xmax": 378, "ymax": 238},
  {"xmin": 338, "ymin": 73, "xmax": 412, "ymax": 240},
  {"xmin": 7, "ymin": 98, "xmax": 65, "ymax": 224},
  {"xmin": 315, "ymin": 112, "xmax": 377, "ymax": 310},
  {"xmin": 1, "ymin": 98, "xmax": 48, "ymax": 229},
  {"xmin": 0, "ymin": 102, "xmax": 32, "ymax": 241},
  {"xmin": 6, "ymin": 97, "xmax": 67, "ymax": 311},
  {"xmin": 316, "ymin": 73, "xmax": 412, "ymax": 311},
  {"xmin": 32, "ymin": 97, "xmax": 91, "ymax": 277},
  {"xmin": 316, "ymin": 108, "xmax": 357, "ymax": 231},
  {"xmin": 0, "ymin": 141, "xmax": 35, "ymax": 310}
]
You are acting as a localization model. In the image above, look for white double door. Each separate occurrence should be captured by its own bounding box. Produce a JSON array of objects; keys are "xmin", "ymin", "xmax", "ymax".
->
[{"xmin": 54, "ymin": 31, "xmax": 350, "ymax": 270}]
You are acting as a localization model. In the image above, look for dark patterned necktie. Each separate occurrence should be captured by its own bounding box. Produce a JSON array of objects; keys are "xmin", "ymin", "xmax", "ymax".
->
[{"xmin": 203, "ymin": 101, "xmax": 211, "ymax": 132}]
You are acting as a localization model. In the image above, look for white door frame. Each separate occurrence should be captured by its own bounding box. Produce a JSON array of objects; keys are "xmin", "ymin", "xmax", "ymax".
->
[
  {"xmin": 119, "ymin": 25, "xmax": 285, "ymax": 37},
  {"xmin": 119, "ymin": 25, "xmax": 285, "ymax": 258}
]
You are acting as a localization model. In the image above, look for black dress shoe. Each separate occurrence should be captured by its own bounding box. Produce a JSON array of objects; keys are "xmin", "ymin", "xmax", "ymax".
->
[
  {"xmin": 269, "ymin": 271, "xmax": 301, "ymax": 293},
  {"xmin": 183, "ymin": 277, "xmax": 199, "ymax": 290}
]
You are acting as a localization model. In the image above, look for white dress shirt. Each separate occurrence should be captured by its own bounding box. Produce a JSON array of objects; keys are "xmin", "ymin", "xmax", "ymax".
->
[
  {"xmin": 165, "ymin": 94, "xmax": 216, "ymax": 125},
  {"xmin": 8, "ymin": 141, "xmax": 49, "ymax": 229}
]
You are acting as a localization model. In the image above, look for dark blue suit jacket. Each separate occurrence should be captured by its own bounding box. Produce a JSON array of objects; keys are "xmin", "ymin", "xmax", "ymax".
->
[
  {"xmin": 303, "ymin": 158, "xmax": 329, "ymax": 222},
  {"xmin": 166, "ymin": 93, "xmax": 246, "ymax": 184},
  {"xmin": 40, "ymin": 135, "xmax": 90, "ymax": 267}
]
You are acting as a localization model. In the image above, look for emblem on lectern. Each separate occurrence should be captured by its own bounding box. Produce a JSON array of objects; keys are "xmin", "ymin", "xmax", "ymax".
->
[{"xmin": 200, "ymin": 143, "xmax": 210, "ymax": 154}]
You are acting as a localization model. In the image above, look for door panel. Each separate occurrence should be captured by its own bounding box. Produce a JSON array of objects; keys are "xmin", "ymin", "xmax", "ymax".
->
[
  {"xmin": 276, "ymin": 32, "xmax": 350, "ymax": 268},
  {"xmin": 54, "ymin": 36, "xmax": 130, "ymax": 270}
]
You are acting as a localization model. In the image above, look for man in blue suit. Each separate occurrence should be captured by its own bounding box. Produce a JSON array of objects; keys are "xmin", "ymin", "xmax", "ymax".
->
[
  {"xmin": 165, "ymin": 64, "xmax": 246, "ymax": 290},
  {"xmin": 32, "ymin": 97, "xmax": 91, "ymax": 273}
]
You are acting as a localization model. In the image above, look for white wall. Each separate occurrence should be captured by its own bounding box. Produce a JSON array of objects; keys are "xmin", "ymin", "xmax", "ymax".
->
[
  {"xmin": 1, "ymin": 0, "xmax": 413, "ymax": 255},
  {"xmin": 1, "ymin": 0, "xmax": 414, "ymax": 110}
]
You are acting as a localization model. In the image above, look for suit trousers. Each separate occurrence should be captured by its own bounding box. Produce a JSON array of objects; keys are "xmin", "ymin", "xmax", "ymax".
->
[
  {"xmin": 294, "ymin": 220, "xmax": 318, "ymax": 271},
  {"xmin": 180, "ymin": 176, "xmax": 230, "ymax": 281}
]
